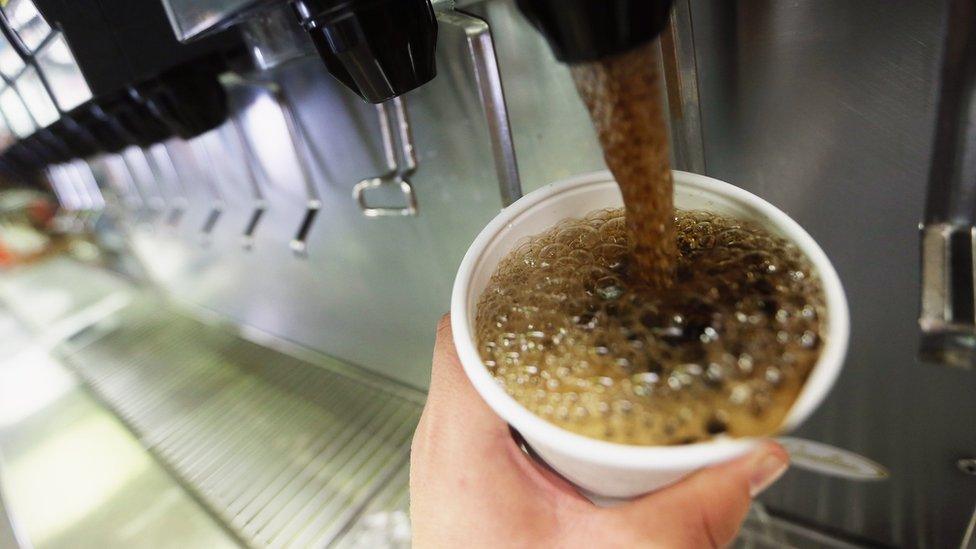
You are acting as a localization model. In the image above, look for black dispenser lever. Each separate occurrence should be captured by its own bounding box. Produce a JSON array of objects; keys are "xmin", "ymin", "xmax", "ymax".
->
[
  {"xmin": 515, "ymin": 0, "xmax": 673, "ymax": 63},
  {"xmin": 293, "ymin": 0, "xmax": 438, "ymax": 103}
]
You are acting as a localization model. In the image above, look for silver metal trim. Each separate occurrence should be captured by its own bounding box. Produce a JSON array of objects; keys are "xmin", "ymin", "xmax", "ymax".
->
[
  {"xmin": 438, "ymin": 9, "xmax": 522, "ymax": 206},
  {"xmin": 157, "ymin": 142, "xmax": 191, "ymax": 227},
  {"xmin": 919, "ymin": 223, "xmax": 976, "ymax": 368},
  {"xmin": 229, "ymin": 114, "xmax": 267, "ymax": 249},
  {"xmin": 186, "ymin": 135, "xmax": 226, "ymax": 243},
  {"xmin": 353, "ymin": 98, "xmax": 419, "ymax": 218},
  {"xmin": 264, "ymin": 83, "xmax": 323, "ymax": 256},
  {"xmin": 659, "ymin": 0, "xmax": 706, "ymax": 174}
]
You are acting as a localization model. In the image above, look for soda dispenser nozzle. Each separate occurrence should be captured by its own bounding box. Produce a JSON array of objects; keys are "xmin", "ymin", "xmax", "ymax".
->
[
  {"xmin": 293, "ymin": 0, "xmax": 438, "ymax": 104},
  {"xmin": 515, "ymin": 0, "xmax": 674, "ymax": 64}
]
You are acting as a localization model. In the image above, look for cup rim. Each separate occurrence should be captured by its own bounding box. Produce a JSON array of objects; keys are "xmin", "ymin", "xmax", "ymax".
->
[{"xmin": 451, "ymin": 170, "xmax": 849, "ymax": 469}]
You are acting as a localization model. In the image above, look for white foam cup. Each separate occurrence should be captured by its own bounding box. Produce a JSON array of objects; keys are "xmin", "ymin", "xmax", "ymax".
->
[{"xmin": 451, "ymin": 170, "xmax": 850, "ymax": 499}]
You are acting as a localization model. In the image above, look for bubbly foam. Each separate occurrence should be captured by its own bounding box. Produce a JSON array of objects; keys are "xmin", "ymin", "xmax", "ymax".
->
[{"xmin": 475, "ymin": 208, "xmax": 826, "ymax": 446}]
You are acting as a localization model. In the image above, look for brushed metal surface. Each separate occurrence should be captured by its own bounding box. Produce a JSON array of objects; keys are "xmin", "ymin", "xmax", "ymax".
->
[
  {"xmin": 690, "ymin": 1, "xmax": 975, "ymax": 546},
  {"xmin": 118, "ymin": 4, "xmax": 608, "ymax": 390}
]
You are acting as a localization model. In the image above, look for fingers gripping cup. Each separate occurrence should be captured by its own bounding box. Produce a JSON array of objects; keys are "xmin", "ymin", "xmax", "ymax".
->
[{"xmin": 451, "ymin": 170, "xmax": 849, "ymax": 499}]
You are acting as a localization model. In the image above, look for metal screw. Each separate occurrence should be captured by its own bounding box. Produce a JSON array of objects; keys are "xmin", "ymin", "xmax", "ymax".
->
[{"xmin": 959, "ymin": 458, "xmax": 976, "ymax": 475}]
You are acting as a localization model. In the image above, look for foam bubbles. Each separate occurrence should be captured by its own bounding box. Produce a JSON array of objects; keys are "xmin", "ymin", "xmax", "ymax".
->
[{"xmin": 475, "ymin": 208, "xmax": 826, "ymax": 446}]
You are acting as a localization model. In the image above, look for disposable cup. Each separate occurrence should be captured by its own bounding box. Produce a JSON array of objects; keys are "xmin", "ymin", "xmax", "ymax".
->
[{"xmin": 451, "ymin": 170, "xmax": 850, "ymax": 499}]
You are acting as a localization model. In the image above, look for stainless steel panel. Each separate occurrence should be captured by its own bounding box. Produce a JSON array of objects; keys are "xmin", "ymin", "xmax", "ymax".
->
[
  {"xmin": 120, "ymin": 1, "xmax": 607, "ymax": 391},
  {"xmin": 161, "ymin": 0, "xmax": 265, "ymax": 42},
  {"xmin": 690, "ymin": 1, "xmax": 975, "ymax": 546}
]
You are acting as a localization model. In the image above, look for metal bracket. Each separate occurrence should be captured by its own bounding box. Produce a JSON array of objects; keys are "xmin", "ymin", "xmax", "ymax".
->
[
  {"xmin": 658, "ymin": 0, "xmax": 707, "ymax": 174},
  {"xmin": 67, "ymin": 160, "xmax": 105, "ymax": 230},
  {"xmin": 353, "ymin": 97, "xmax": 419, "ymax": 217},
  {"xmin": 919, "ymin": 223, "xmax": 976, "ymax": 369},
  {"xmin": 118, "ymin": 148, "xmax": 166, "ymax": 226},
  {"xmin": 220, "ymin": 74, "xmax": 326, "ymax": 256},
  {"xmin": 98, "ymin": 154, "xmax": 144, "ymax": 215},
  {"xmin": 152, "ymin": 142, "xmax": 190, "ymax": 228},
  {"xmin": 229, "ymin": 115, "xmax": 268, "ymax": 250},
  {"xmin": 47, "ymin": 164, "xmax": 83, "ymax": 232},
  {"xmin": 164, "ymin": 135, "xmax": 225, "ymax": 244},
  {"xmin": 436, "ymin": 10, "xmax": 522, "ymax": 207},
  {"xmin": 193, "ymin": 136, "xmax": 227, "ymax": 244},
  {"xmin": 273, "ymin": 88, "xmax": 322, "ymax": 256}
]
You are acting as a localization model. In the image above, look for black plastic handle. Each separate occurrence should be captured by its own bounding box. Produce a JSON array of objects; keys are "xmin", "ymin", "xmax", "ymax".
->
[
  {"xmin": 294, "ymin": 0, "xmax": 437, "ymax": 103},
  {"xmin": 515, "ymin": 0, "xmax": 674, "ymax": 63}
]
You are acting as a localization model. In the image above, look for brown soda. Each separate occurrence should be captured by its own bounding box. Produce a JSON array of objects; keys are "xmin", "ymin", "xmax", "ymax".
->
[
  {"xmin": 475, "ymin": 209, "xmax": 825, "ymax": 446},
  {"xmin": 475, "ymin": 41, "xmax": 826, "ymax": 446}
]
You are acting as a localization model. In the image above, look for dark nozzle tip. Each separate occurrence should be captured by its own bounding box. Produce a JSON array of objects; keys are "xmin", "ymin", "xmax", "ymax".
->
[
  {"xmin": 99, "ymin": 92, "xmax": 173, "ymax": 149},
  {"xmin": 295, "ymin": 0, "xmax": 438, "ymax": 103},
  {"xmin": 515, "ymin": 0, "xmax": 674, "ymax": 64},
  {"xmin": 71, "ymin": 103, "xmax": 130, "ymax": 154},
  {"xmin": 49, "ymin": 119, "xmax": 101, "ymax": 159},
  {"xmin": 138, "ymin": 66, "xmax": 229, "ymax": 140}
]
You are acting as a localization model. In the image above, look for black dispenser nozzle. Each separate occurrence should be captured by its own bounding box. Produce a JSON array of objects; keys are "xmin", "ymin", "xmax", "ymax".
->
[
  {"xmin": 293, "ymin": 0, "xmax": 438, "ymax": 103},
  {"xmin": 100, "ymin": 92, "xmax": 174, "ymax": 149},
  {"xmin": 515, "ymin": 0, "xmax": 674, "ymax": 63},
  {"xmin": 72, "ymin": 104, "xmax": 130, "ymax": 154},
  {"xmin": 49, "ymin": 118, "xmax": 101, "ymax": 160},
  {"xmin": 138, "ymin": 65, "xmax": 229, "ymax": 140}
]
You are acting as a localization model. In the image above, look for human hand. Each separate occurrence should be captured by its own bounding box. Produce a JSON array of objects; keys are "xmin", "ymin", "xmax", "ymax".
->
[{"xmin": 410, "ymin": 315, "xmax": 790, "ymax": 548}]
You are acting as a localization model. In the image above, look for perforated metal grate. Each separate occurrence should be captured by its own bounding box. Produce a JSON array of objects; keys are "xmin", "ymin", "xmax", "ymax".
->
[{"xmin": 60, "ymin": 301, "xmax": 422, "ymax": 548}]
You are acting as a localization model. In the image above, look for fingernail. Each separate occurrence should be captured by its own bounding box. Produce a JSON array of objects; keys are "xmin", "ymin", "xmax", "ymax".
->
[{"xmin": 749, "ymin": 452, "xmax": 789, "ymax": 497}]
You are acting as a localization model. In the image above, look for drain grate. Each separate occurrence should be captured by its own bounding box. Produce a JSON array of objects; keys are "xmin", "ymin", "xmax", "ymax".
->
[
  {"xmin": 59, "ymin": 301, "xmax": 422, "ymax": 548},
  {"xmin": 331, "ymin": 466, "xmax": 410, "ymax": 549}
]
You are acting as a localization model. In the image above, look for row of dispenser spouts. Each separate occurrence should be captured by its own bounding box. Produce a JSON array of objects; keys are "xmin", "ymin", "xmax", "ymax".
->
[
  {"xmin": 45, "ymin": 9, "xmax": 525, "ymax": 257},
  {"xmin": 46, "ymin": 87, "xmax": 419, "ymax": 256}
]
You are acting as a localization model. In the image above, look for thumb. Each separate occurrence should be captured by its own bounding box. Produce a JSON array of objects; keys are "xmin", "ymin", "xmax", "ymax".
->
[{"xmin": 614, "ymin": 441, "xmax": 790, "ymax": 548}]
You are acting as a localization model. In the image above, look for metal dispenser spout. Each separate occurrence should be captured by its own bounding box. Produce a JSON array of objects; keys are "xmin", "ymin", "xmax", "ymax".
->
[
  {"xmin": 514, "ymin": 0, "xmax": 673, "ymax": 63},
  {"xmin": 293, "ymin": 0, "xmax": 438, "ymax": 103},
  {"xmin": 919, "ymin": 0, "xmax": 976, "ymax": 368}
]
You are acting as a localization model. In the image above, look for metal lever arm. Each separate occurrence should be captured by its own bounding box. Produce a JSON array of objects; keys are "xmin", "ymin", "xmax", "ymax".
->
[
  {"xmin": 230, "ymin": 115, "xmax": 267, "ymax": 249},
  {"xmin": 154, "ymin": 143, "xmax": 190, "ymax": 227},
  {"xmin": 273, "ymin": 90, "xmax": 322, "ymax": 255},
  {"xmin": 167, "ymin": 136, "xmax": 224, "ymax": 242},
  {"xmin": 67, "ymin": 160, "xmax": 105, "ymax": 229},
  {"xmin": 436, "ymin": 9, "xmax": 522, "ymax": 206},
  {"xmin": 353, "ymin": 97, "xmax": 419, "ymax": 217},
  {"xmin": 220, "ymin": 74, "xmax": 325, "ymax": 256}
]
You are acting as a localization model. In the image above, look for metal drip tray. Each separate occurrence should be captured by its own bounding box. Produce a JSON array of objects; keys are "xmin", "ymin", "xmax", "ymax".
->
[
  {"xmin": 0, "ymin": 255, "xmax": 134, "ymax": 332},
  {"xmin": 58, "ymin": 300, "xmax": 422, "ymax": 548},
  {"xmin": 331, "ymin": 467, "xmax": 410, "ymax": 548}
]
